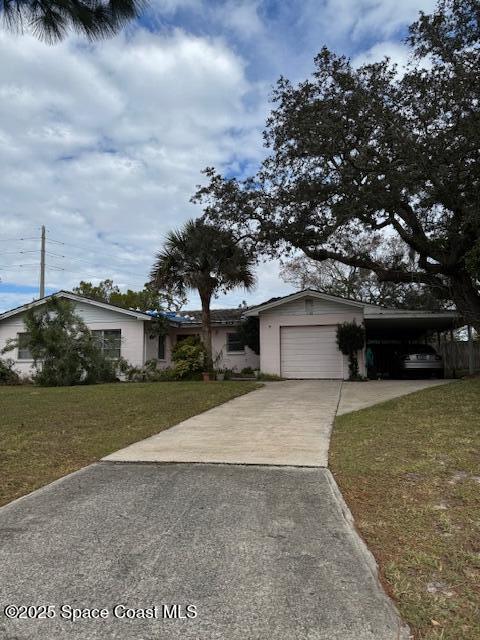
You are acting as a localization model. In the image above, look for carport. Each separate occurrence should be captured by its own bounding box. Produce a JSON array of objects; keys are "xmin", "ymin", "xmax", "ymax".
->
[{"xmin": 364, "ymin": 308, "xmax": 464, "ymax": 378}]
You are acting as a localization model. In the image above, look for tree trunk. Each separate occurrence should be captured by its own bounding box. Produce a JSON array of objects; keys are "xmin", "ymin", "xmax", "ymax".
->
[
  {"xmin": 199, "ymin": 291, "xmax": 213, "ymax": 371},
  {"xmin": 450, "ymin": 272, "xmax": 480, "ymax": 333}
]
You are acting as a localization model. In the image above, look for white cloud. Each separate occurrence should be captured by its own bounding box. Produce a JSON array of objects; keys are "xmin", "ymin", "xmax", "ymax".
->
[
  {"xmin": 0, "ymin": 0, "xmax": 441, "ymax": 313},
  {"xmin": 352, "ymin": 40, "xmax": 411, "ymax": 70},
  {"xmin": 297, "ymin": 0, "xmax": 437, "ymax": 47},
  {"xmin": 0, "ymin": 28, "xmax": 270, "ymax": 311}
]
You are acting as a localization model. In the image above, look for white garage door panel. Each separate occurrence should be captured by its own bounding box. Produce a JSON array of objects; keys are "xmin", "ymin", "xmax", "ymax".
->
[{"xmin": 280, "ymin": 326, "xmax": 343, "ymax": 379}]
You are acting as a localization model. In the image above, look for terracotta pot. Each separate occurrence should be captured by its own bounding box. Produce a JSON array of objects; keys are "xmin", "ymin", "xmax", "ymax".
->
[{"xmin": 202, "ymin": 372, "xmax": 210, "ymax": 382}]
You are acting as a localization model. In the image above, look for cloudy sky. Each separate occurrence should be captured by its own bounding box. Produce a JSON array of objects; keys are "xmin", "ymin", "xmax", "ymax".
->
[{"xmin": 0, "ymin": 0, "xmax": 436, "ymax": 312}]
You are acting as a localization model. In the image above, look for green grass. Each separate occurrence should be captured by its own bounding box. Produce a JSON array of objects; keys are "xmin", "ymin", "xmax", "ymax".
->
[
  {"xmin": 0, "ymin": 381, "xmax": 259, "ymax": 507},
  {"xmin": 330, "ymin": 379, "xmax": 480, "ymax": 640}
]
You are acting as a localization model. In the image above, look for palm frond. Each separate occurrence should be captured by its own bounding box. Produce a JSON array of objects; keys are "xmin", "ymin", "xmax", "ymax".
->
[{"xmin": 150, "ymin": 219, "xmax": 257, "ymax": 303}]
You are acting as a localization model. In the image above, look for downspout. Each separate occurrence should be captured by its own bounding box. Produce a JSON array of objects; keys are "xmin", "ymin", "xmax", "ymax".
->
[{"xmin": 142, "ymin": 320, "xmax": 147, "ymax": 366}]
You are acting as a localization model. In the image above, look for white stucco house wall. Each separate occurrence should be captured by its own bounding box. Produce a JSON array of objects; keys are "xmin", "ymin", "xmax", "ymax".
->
[
  {"xmin": 0, "ymin": 291, "xmax": 259, "ymax": 377},
  {"xmin": 0, "ymin": 288, "xmax": 460, "ymax": 380}
]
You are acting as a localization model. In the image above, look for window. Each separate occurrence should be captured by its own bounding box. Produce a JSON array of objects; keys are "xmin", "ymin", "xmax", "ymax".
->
[
  {"xmin": 226, "ymin": 332, "xmax": 245, "ymax": 353},
  {"xmin": 18, "ymin": 333, "xmax": 32, "ymax": 360},
  {"xmin": 158, "ymin": 335, "xmax": 166, "ymax": 360},
  {"xmin": 92, "ymin": 329, "xmax": 121, "ymax": 358}
]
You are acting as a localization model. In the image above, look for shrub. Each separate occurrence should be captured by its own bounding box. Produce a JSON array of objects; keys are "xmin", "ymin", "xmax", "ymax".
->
[
  {"xmin": 171, "ymin": 336, "xmax": 206, "ymax": 379},
  {"xmin": 336, "ymin": 321, "xmax": 366, "ymax": 380},
  {"xmin": 241, "ymin": 366, "xmax": 254, "ymax": 375},
  {"xmin": 256, "ymin": 372, "xmax": 283, "ymax": 381},
  {"xmin": 238, "ymin": 317, "xmax": 260, "ymax": 354},
  {"xmin": 2, "ymin": 297, "xmax": 118, "ymax": 386},
  {"xmin": 0, "ymin": 358, "xmax": 20, "ymax": 385},
  {"xmin": 121, "ymin": 359, "xmax": 177, "ymax": 382}
]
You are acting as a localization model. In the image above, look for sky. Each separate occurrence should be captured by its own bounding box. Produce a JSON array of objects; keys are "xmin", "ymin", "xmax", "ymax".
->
[{"xmin": 0, "ymin": 0, "xmax": 437, "ymax": 312}]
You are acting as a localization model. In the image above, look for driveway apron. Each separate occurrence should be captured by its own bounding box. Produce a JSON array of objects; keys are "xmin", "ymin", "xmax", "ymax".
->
[{"xmin": 0, "ymin": 463, "xmax": 408, "ymax": 640}]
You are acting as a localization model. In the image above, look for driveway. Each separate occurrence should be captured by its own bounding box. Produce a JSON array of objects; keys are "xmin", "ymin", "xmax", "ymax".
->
[
  {"xmin": 337, "ymin": 379, "xmax": 451, "ymax": 415},
  {"xmin": 104, "ymin": 380, "xmax": 342, "ymax": 467},
  {"xmin": 1, "ymin": 379, "xmax": 449, "ymax": 640},
  {"xmin": 0, "ymin": 463, "xmax": 408, "ymax": 640},
  {"xmin": 104, "ymin": 378, "xmax": 451, "ymax": 466}
]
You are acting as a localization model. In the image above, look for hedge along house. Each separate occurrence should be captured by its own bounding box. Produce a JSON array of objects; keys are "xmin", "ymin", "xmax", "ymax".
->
[
  {"xmin": 245, "ymin": 290, "xmax": 462, "ymax": 380},
  {"xmin": 0, "ymin": 291, "xmax": 259, "ymax": 377}
]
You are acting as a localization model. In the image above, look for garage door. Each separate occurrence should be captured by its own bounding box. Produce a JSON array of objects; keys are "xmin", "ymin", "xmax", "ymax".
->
[{"xmin": 280, "ymin": 326, "xmax": 343, "ymax": 379}]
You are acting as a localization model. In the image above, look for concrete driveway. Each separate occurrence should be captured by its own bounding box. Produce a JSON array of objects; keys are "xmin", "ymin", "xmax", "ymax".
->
[
  {"xmin": 337, "ymin": 379, "xmax": 451, "ymax": 415},
  {"xmin": 104, "ymin": 378, "xmax": 451, "ymax": 467},
  {"xmin": 1, "ymin": 379, "xmax": 450, "ymax": 640},
  {"xmin": 0, "ymin": 463, "xmax": 408, "ymax": 640},
  {"xmin": 104, "ymin": 381, "xmax": 342, "ymax": 467}
]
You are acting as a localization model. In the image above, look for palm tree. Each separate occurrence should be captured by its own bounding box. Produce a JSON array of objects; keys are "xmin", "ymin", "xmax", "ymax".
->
[
  {"xmin": 1, "ymin": 0, "xmax": 144, "ymax": 43},
  {"xmin": 150, "ymin": 219, "xmax": 256, "ymax": 370}
]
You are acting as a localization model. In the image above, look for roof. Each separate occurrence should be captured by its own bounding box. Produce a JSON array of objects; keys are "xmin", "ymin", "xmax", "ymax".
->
[
  {"xmin": 245, "ymin": 289, "xmax": 369, "ymax": 316},
  {"xmin": 0, "ymin": 291, "xmax": 247, "ymax": 326},
  {"xmin": 244, "ymin": 288, "xmax": 461, "ymax": 326},
  {"xmin": 0, "ymin": 291, "xmax": 180, "ymax": 324},
  {"xmin": 177, "ymin": 308, "xmax": 246, "ymax": 325}
]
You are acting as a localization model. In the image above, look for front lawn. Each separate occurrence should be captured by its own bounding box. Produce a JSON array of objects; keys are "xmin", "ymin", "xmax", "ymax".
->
[
  {"xmin": 330, "ymin": 379, "xmax": 480, "ymax": 640},
  {"xmin": 0, "ymin": 381, "xmax": 259, "ymax": 507}
]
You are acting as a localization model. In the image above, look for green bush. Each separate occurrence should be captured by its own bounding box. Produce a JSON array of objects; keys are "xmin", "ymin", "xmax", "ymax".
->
[
  {"xmin": 256, "ymin": 372, "xmax": 283, "ymax": 381},
  {"xmin": 171, "ymin": 336, "xmax": 206, "ymax": 379},
  {"xmin": 0, "ymin": 358, "xmax": 21, "ymax": 385},
  {"xmin": 238, "ymin": 317, "xmax": 260, "ymax": 355},
  {"xmin": 121, "ymin": 359, "xmax": 177, "ymax": 382},
  {"xmin": 2, "ymin": 297, "xmax": 118, "ymax": 387},
  {"xmin": 336, "ymin": 321, "xmax": 365, "ymax": 380},
  {"xmin": 240, "ymin": 366, "xmax": 254, "ymax": 375}
]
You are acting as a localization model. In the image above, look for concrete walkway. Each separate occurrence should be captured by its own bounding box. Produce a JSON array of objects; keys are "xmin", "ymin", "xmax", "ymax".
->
[{"xmin": 104, "ymin": 380, "xmax": 342, "ymax": 467}]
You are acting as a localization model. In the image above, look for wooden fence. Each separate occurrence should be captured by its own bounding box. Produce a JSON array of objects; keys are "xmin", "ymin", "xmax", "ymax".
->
[{"xmin": 439, "ymin": 341, "xmax": 480, "ymax": 376}]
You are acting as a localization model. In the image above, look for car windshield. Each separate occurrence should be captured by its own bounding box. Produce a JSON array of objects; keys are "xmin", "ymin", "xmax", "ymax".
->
[{"xmin": 403, "ymin": 344, "xmax": 437, "ymax": 354}]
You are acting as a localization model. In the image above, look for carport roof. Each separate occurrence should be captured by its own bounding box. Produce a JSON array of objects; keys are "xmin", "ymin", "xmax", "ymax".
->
[
  {"xmin": 245, "ymin": 289, "xmax": 461, "ymax": 331},
  {"xmin": 364, "ymin": 307, "xmax": 461, "ymax": 331}
]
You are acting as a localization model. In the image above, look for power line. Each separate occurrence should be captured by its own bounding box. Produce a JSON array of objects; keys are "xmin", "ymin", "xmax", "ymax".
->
[
  {"xmin": 0, "ymin": 236, "xmax": 39, "ymax": 242},
  {"xmin": 1, "ymin": 250, "xmax": 39, "ymax": 255},
  {"xmin": 0, "ymin": 263, "xmax": 41, "ymax": 268},
  {"xmin": 1, "ymin": 229, "xmax": 151, "ymax": 291},
  {"xmin": 46, "ymin": 239, "xmax": 150, "ymax": 273}
]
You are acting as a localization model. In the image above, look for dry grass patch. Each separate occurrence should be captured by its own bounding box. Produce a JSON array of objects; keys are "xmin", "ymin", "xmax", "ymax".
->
[
  {"xmin": 0, "ymin": 381, "xmax": 259, "ymax": 507},
  {"xmin": 330, "ymin": 379, "xmax": 480, "ymax": 640}
]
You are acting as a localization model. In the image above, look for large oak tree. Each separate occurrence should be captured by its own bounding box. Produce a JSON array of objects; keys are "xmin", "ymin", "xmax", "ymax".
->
[{"xmin": 194, "ymin": 0, "xmax": 480, "ymax": 331}]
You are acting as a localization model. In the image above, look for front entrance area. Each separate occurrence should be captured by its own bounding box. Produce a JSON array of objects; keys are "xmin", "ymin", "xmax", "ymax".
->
[{"xmin": 280, "ymin": 325, "xmax": 344, "ymax": 379}]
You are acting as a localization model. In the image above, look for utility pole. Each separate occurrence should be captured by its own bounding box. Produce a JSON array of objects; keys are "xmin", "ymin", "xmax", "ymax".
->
[{"xmin": 39, "ymin": 225, "xmax": 46, "ymax": 299}]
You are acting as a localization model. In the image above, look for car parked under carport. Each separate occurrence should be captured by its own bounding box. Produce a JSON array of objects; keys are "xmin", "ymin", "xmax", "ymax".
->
[{"xmin": 364, "ymin": 308, "xmax": 461, "ymax": 379}]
